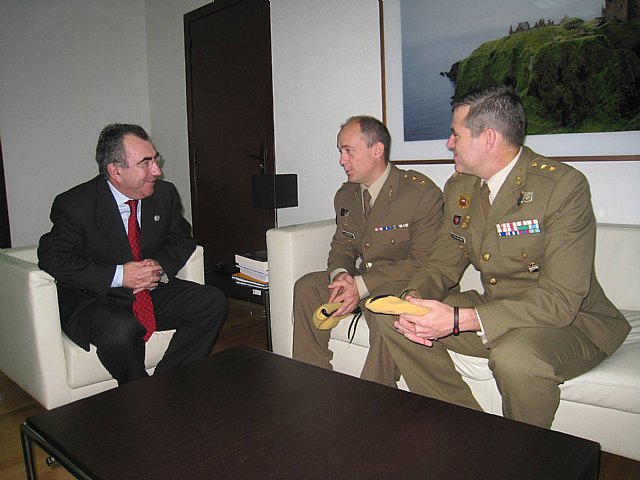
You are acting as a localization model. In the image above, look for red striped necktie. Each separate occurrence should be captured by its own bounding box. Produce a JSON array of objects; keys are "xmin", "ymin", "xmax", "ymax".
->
[{"xmin": 126, "ymin": 199, "xmax": 156, "ymax": 341}]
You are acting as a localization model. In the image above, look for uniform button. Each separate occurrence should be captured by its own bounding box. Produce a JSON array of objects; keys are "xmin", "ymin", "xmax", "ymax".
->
[
  {"xmin": 365, "ymin": 242, "xmax": 371, "ymax": 249},
  {"xmin": 489, "ymin": 277, "xmax": 497, "ymax": 285},
  {"xmin": 482, "ymin": 253, "xmax": 490, "ymax": 261},
  {"xmin": 391, "ymin": 239, "xmax": 396, "ymax": 244},
  {"xmin": 366, "ymin": 262, "xmax": 373, "ymax": 269},
  {"xmin": 521, "ymin": 252, "xmax": 528, "ymax": 259}
]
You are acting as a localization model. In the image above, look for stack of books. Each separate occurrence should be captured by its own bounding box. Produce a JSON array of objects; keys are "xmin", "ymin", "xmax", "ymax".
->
[{"xmin": 232, "ymin": 250, "xmax": 268, "ymax": 290}]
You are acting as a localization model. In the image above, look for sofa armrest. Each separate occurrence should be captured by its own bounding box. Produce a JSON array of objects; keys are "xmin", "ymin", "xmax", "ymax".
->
[
  {"xmin": 267, "ymin": 219, "xmax": 336, "ymax": 357},
  {"xmin": 0, "ymin": 245, "xmax": 204, "ymax": 407},
  {"xmin": 0, "ymin": 246, "xmax": 69, "ymax": 407},
  {"xmin": 177, "ymin": 245, "xmax": 205, "ymax": 285}
]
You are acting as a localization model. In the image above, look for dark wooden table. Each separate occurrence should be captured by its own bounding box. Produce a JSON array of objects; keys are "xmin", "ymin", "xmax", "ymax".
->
[{"xmin": 21, "ymin": 346, "xmax": 599, "ymax": 479}]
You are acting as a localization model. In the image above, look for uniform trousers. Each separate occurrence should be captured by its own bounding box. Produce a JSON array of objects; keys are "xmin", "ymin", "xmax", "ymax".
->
[
  {"xmin": 375, "ymin": 291, "xmax": 607, "ymax": 428},
  {"xmin": 80, "ymin": 279, "xmax": 227, "ymax": 385},
  {"xmin": 293, "ymin": 271, "xmax": 403, "ymax": 388}
]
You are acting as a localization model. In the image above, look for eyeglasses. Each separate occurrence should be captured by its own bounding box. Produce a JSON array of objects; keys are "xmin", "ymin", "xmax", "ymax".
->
[{"xmin": 135, "ymin": 153, "xmax": 164, "ymax": 170}]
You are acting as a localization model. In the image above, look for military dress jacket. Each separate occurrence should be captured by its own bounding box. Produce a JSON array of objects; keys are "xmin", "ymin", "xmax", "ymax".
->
[
  {"xmin": 328, "ymin": 164, "xmax": 443, "ymax": 295},
  {"xmin": 408, "ymin": 147, "xmax": 629, "ymax": 355}
]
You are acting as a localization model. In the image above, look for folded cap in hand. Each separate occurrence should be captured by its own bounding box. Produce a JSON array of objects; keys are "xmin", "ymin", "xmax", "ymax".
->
[
  {"xmin": 364, "ymin": 294, "xmax": 429, "ymax": 315},
  {"xmin": 313, "ymin": 302, "xmax": 354, "ymax": 330}
]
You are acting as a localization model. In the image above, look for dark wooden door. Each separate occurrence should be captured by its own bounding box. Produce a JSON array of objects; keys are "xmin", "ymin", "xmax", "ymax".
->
[
  {"xmin": 185, "ymin": 0, "xmax": 274, "ymax": 269},
  {"xmin": 0, "ymin": 138, "xmax": 10, "ymax": 248}
]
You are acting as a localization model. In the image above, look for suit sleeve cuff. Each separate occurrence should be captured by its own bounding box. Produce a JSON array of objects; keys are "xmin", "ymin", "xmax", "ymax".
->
[
  {"xmin": 111, "ymin": 264, "xmax": 124, "ymax": 288},
  {"xmin": 475, "ymin": 307, "xmax": 489, "ymax": 346}
]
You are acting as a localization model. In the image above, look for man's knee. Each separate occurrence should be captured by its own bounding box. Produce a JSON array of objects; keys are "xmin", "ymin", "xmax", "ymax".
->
[
  {"xmin": 489, "ymin": 333, "xmax": 556, "ymax": 382},
  {"xmin": 92, "ymin": 307, "xmax": 144, "ymax": 350},
  {"xmin": 370, "ymin": 311, "xmax": 396, "ymax": 337},
  {"xmin": 204, "ymin": 284, "xmax": 227, "ymax": 314},
  {"xmin": 294, "ymin": 271, "xmax": 327, "ymax": 299},
  {"xmin": 183, "ymin": 283, "xmax": 227, "ymax": 315}
]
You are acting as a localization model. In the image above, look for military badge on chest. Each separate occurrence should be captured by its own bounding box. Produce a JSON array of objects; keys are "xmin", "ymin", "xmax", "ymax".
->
[{"xmin": 339, "ymin": 207, "xmax": 356, "ymax": 239}]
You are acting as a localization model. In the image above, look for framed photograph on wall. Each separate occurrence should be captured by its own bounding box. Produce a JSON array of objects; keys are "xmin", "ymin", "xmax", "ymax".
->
[{"xmin": 380, "ymin": 0, "xmax": 640, "ymax": 164}]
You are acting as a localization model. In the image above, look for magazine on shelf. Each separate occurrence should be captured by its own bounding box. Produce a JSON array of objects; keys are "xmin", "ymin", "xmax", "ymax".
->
[
  {"xmin": 235, "ymin": 249, "xmax": 268, "ymax": 271},
  {"xmin": 232, "ymin": 272, "xmax": 269, "ymax": 289},
  {"xmin": 237, "ymin": 265, "xmax": 269, "ymax": 283}
]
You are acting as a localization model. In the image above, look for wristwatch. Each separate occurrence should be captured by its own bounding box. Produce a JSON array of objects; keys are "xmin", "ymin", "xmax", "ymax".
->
[{"xmin": 159, "ymin": 270, "xmax": 169, "ymax": 284}]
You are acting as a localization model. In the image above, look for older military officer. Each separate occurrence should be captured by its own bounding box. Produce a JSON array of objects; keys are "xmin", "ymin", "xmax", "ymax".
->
[
  {"xmin": 376, "ymin": 86, "xmax": 629, "ymax": 426},
  {"xmin": 293, "ymin": 115, "xmax": 443, "ymax": 387}
]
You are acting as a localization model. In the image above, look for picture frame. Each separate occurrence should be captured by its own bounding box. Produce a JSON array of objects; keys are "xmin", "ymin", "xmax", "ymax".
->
[{"xmin": 379, "ymin": 0, "xmax": 640, "ymax": 164}]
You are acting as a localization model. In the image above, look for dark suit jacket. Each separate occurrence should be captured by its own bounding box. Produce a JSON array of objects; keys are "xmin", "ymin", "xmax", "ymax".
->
[{"xmin": 38, "ymin": 175, "xmax": 196, "ymax": 350}]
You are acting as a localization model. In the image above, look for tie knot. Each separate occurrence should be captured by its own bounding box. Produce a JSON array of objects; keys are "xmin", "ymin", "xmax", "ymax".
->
[{"xmin": 126, "ymin": 199, "xmax": 138, "ymax": 214}]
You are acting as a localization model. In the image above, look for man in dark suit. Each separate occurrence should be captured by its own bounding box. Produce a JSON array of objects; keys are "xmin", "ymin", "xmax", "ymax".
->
[{"xmin": 38, "ymin": 124, "xmax": 227, "ymax": 385}]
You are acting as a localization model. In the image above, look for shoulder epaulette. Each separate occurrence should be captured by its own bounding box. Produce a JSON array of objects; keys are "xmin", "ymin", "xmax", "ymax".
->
[{"xmin": 401, "ymin": 171, "xmax": 431, "ymax": 187}]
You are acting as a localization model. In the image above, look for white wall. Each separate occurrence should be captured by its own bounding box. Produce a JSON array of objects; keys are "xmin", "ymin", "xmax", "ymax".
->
[
  {"xmin": 145, "ymin": 0, "xmax": 212, "ymax": 223},
  {"xmin": 1, "ymin": 0, "xmax": 638, "ymax": 249},
  {"xmin": 0, "ymin": 0, "xmax": 151, "ymax": 246},
  {"xmin": 270, "ymin": 0, "xmax": 383, "ymax": 227}
]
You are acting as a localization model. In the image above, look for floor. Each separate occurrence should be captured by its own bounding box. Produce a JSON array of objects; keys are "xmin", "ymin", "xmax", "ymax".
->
[{"xmin": 0, "ymin": 298, "xmax": 638, "ymax": 479}]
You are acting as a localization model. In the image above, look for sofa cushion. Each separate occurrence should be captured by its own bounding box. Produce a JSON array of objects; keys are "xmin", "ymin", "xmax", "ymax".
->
[
  {"xmin": 332, "ymin": 310, "xmax": 640, "ymax": 414},
  {"xmin": 559, "ymin": 310, "xmax": 640, "ymax": 413},
  {"xmin": 451, "ymin": 310, "xmax": 640, "ymax": 414},
  {"xmin": 63, "ymin": 329, "xmax": 175, "ymax": 388},
  {"xmin": 331, "ymin": 314, "xmax": 369, "ymax": 348}
]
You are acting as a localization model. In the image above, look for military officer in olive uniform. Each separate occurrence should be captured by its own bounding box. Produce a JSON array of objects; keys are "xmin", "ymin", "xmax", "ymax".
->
[
  {"xmin": 376, "ymin": 86, "xmax": 629, "ymax": 427},
  {"xmin": 293, "ymin": 115, "xmax": 443, "ymax": 387}
]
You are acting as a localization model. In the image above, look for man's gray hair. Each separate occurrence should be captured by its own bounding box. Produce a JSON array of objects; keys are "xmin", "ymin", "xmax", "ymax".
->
[{"xmin": 95, "ymin": 123, "xmax": 150, "ymax": 178}]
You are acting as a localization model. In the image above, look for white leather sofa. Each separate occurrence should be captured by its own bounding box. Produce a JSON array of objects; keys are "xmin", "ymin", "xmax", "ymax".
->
[
  {"xmin": 267, "ymin": 220, "xmax": 640, "ymax": 461},
  {"xmin": 0, "ymin": 245, "xmax": 204, "ymax": 410}
]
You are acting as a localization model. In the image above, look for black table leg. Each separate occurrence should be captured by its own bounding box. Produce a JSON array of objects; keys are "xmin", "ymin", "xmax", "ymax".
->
[{"xmin": 20, "ymin": 422, "xmax": 37, "ymax": 480}]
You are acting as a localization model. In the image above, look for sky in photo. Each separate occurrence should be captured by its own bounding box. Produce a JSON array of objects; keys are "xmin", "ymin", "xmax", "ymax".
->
[{"xmin": 401, "ymin": 0, "xmax": 603, "ymax": 141}]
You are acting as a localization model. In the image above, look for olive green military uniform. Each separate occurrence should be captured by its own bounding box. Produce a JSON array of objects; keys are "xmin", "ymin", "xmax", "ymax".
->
[
  {"xmin": 377, "ymin": 147, "xmax": 630, "ymax": 425},
  {"xmin": 293, "ymin": 165, "xmax": 443, "ymax": 386}
]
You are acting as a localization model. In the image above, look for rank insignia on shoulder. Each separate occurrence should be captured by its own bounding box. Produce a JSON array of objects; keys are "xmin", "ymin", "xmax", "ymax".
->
[
  {"xmin": 340, "ymin": 208, "xmax": 349, "ymax": 216},
  {"xmin": 450, "ymin": 233, "xmax": 466, "ymax": 243},
  {"xmin": 457, "ymin": 193, "xmax": 471, "ymax": 209},
  {"xmin": 342, "ymin": 230, "xmax": 355, "ymax": 239}
]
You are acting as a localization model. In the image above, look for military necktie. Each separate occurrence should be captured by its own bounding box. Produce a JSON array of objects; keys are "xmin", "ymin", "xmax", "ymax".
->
[
  {"xmin": 126, "ymin": 199, "xmax": 156, "ymax": 341},
  {"xmin": 363, "ymin": 189, "xmax": 372, "ymax": 219},
  {"xmin": 480, "ymin": 182, "xmax": 491, "ymax": 219}
]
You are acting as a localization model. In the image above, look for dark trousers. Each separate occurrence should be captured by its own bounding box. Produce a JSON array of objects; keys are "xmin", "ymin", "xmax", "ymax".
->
[{"xmin": 84, "ymin": 279, "xmax": 227, "ymax": 384}]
